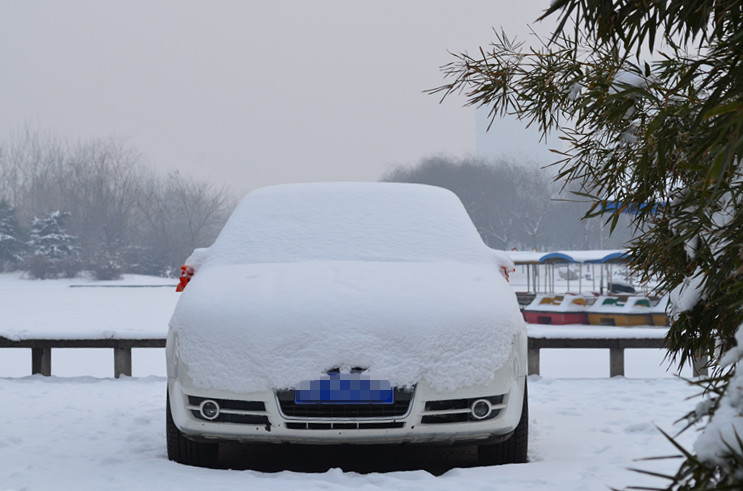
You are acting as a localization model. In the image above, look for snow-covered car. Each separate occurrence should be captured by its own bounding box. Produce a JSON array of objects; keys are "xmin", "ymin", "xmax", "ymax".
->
[{"xmin": 165, "ymin": 182, "xmax": 528, "ymax": 468}]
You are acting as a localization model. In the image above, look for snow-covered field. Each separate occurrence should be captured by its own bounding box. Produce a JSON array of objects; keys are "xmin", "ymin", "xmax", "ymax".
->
[
  {"xmin": 0, "ymin": 273, "xmax": 702, "ymax": 490},
  {"xmin": 1, "ymin": 375, "xmax": 698, "ymax": 490}
]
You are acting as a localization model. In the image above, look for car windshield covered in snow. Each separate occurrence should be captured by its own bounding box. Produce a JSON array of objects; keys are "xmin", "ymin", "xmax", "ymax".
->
[{"xmin": 199, "ymin": 182, "xmax": 491, "ymax": 266}]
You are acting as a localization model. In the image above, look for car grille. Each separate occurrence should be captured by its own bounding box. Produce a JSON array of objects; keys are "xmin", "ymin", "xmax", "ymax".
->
[
  {"xmin": 285, "ymin": 421, "xmax": 405, "ymax": 430},
  {"xmin": 420, "ymin": 395, "xmax": 504, "ymax": 424},
  {"xmin": 276, "ymin": 388, "xmax": 413, "ymax": 420},
  {"xmin": 187, "ymin": 395, "xmax": 270, "ymax": 425}
]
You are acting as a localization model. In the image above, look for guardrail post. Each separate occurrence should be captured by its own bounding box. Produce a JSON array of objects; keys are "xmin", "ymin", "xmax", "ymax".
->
[
  {"xmin": 609, "ymin": 347, "xmax": 625, "ymax": 377},
  {"xmin": 114, "ymin": 345, "xmax": 132, "ymax": 378},
  {"xmin": 528, "ymin": 347, "xmax": 540, "ymax": 376},
  {"xmin": 32, "ymin": 347, "xmax": 52, "ymax": 376}
]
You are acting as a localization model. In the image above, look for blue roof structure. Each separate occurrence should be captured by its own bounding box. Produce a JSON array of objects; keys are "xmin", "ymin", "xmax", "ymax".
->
[
  {"xmin": 584, "ymin": 251, "xmax": 628, "ymax": 264},
  {"xmin": 506, "ymin": 250, "xmax": 628, "ymax": 265},
  {"xmin": 539, "ymin": 252, "xmax": 576, "ymax": 263}
]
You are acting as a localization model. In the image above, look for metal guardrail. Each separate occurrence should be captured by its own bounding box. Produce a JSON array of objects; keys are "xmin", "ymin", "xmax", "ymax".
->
[{"xmin": 1, "ymin": 335, "xmax": 707, "ymax": 379}]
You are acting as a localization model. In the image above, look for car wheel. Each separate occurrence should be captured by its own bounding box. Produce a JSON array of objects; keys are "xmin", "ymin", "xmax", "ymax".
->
[
  {"xmin": 477, "ymin": 380, "xmax": 528, "ymax": 466},
  {"xmin": 166, "ymin": 391, "xmax": 219, "ymax": 468}
]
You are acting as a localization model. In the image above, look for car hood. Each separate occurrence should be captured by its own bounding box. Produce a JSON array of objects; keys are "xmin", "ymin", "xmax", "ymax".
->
[{"xmin": 169, "ymin": 261, "xmax": 524, "ymax": 394}]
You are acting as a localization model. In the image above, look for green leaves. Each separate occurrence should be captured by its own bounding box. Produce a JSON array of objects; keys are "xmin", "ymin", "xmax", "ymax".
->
[{"xmin": 434, "ymin": 1, "xmax": 743, "ymax": 488}]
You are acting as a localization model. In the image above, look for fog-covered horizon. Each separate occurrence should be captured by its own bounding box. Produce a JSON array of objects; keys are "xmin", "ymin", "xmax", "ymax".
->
[{"xmin": 1, "ymin": 1, "xmax": 555, "ymax": 195}]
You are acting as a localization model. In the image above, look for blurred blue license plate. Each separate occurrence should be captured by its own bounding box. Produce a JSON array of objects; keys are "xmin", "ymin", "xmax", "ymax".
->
[{"xmin": 295, "ymin": 373, "xmax": 393, "ymax": 404}]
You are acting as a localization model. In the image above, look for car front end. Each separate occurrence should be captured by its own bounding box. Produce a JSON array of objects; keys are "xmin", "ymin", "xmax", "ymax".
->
[
  {"xmin": 167, "ymin": 329, "xmax": 526, "ymax": 449},
  {"xmin": 164, "ymin": 183, "xmax": 529, "ymax": 468}
]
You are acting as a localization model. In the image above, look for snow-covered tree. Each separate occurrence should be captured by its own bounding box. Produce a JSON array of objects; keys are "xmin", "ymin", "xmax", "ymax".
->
[
  {"xmin": 0, "ymin": 200, "xmax": 24, "ymax": 270},
  {"xmin": 26, "ymin": 211, "xmax": 79, "ymax": 278},
  {"xmin": 431, "ymin": 1, "xmax": 743, "ymax": 488},
  {"xmin": 28, "ymin": 211, "xmax": 76, "ymax": 259}
]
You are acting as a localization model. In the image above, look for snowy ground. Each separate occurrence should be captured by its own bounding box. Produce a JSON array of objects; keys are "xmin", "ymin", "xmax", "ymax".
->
[
  {"xmin": 0, "ymin": 273, "xmax": 703, "ymax": 490},
  {"xmin": 1, "ymin": 375, "xmax": 699, "ymax": 490}
]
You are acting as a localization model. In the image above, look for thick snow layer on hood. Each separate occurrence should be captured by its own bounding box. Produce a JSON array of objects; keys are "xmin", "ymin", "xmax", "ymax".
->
[
  {"xmin": 171, "ymin": 182, "xmax": 523, "ymax": 393},
  {"xmin": 171, "ymin": 261, "xmax": 523, "ymax": 393}
]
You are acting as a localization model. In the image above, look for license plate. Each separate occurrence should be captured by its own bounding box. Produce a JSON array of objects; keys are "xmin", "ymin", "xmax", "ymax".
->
[{"xmin": 295, "ymin": 373, "xmax": 393, "ymax": 404}]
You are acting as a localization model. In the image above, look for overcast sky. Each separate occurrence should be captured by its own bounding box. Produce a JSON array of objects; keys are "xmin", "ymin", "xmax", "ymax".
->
[{"xmin": 1, "ymin": 1, "xmax": 555, "ymax": 195}]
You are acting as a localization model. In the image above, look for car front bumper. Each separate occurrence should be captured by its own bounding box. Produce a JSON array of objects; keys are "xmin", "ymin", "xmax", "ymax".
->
[{"xmin": 168, "ymin": 368, "xmax": 526, "ymax": 446}]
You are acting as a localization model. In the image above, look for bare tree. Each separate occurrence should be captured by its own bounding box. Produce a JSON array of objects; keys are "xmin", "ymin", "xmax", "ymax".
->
[
  {"xmin": 0, "ymin": 128, "xmax": 232, "ymax": 278},
  {"xmin": 0, "ymin": 127, "xmax": 66, "ymax": 224},
  {"xmin": 385, "ymin": 156, "xmax": 634, "ymax": 251},
  {"xmin": 385, "ymin": 156, "xmax": 554, "ymax": 250},
  {"xmin": 512, "ymin": 166, "xmax": 553, "ymax": 250},
  {"xmin": 57, "ymin": 139, "xmax": 145, "ymax": 253},
  {"xmin": 136, "ymin": 171, "xmax": 232, "ymax": 276}
]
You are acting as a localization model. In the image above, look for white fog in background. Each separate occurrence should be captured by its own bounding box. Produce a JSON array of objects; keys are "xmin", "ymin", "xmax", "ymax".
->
[{"xmin": 0, "ymin": 1, "xmax": 554, "ymax": 194}]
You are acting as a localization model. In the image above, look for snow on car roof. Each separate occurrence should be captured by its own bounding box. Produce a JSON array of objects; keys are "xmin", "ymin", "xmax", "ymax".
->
[{"xmin": 200, "ymin": 182, "xmax": 491, "ymax": 266}]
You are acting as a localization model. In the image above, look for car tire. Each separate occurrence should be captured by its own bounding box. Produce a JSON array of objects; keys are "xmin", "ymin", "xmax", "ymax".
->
[
  {"xmin": 477, "ymin": 380, "xmax": 528, "ymax": 466},
  {"xmin": 166, "ymin": 391, "xmax": 219, "ymax": 468}
]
